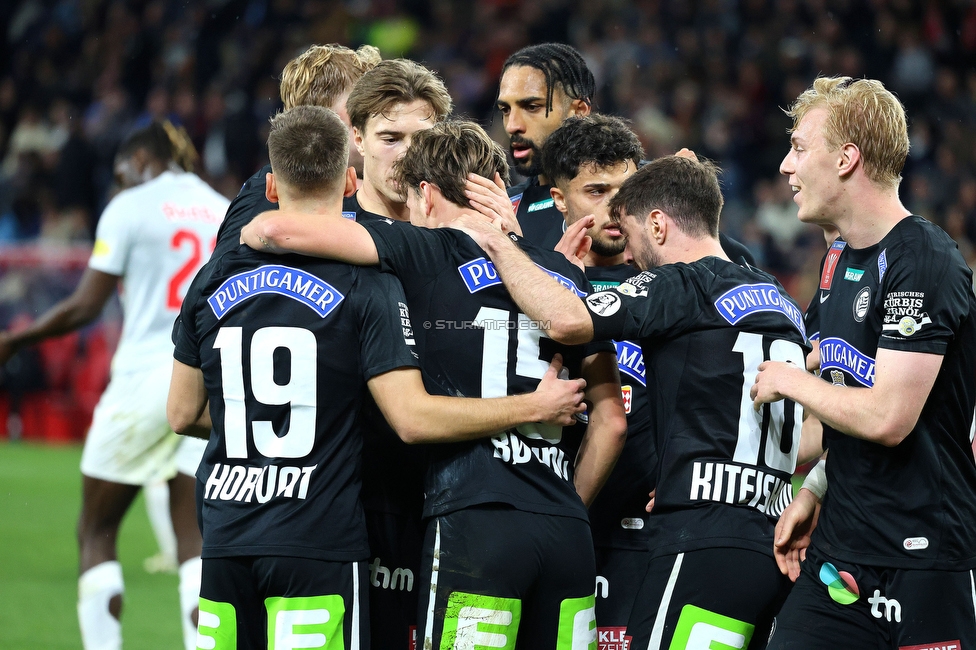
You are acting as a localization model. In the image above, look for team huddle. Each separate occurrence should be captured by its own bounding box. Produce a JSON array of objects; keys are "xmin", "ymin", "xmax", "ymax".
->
[{"xmin": 5, "ymin": 40, "xmax": 976, "ymax": 650}]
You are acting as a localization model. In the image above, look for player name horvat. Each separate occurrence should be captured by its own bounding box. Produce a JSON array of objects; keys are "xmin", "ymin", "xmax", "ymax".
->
[
  {"xmin": 202, "ymin": 463, "xmax": 317, "ymax": 502},
  {"xmin": 689, "ymin": 461, "xmax": 791, "ymax": 515}
]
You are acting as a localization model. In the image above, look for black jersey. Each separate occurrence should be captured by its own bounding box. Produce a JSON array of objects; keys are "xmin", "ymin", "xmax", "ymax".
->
[
  {"xmin": 810, "ymin": 216, "xmax": 976, "ymax": 570},
  {"xmin": 586, "ymin": 258, "xmax": 809, "ymax": 558},
  {"xmin": 360, "ymin": 220, "xmax": 603, "ymax": 522},
  {"xmin": 584, "ymin": 264, "xmax": 657, "ymax": 550},
  {"xmin": 508, "ymin": 177, "xmax": 566, "ymax": 250},
  {"xmin": 343, "ymin": 191, "xmax": 427, "ymax": 518},
  {"xmin": 173, "ymin": 246, "xmax": 419, "ymax": 561},
  {"xmin": 212, "ymin": 164, "xmax": 276, "ymax": 261}
]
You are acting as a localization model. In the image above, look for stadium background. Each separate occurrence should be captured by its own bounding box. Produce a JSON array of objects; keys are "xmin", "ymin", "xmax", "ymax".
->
[{"xmin": 0, "ymin": 0, "xmax": 973, "ymax": 646}]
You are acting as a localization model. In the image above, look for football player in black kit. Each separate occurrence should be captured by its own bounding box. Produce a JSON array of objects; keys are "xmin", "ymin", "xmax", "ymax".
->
[
  {"xmin": 753, "ymin": 77, "xmax": 976, "ymax": 649},
  {"xmin": 167, "ymin": 107, "xmax": 588, "ymax": 650},
  {"xmin": 454, "ymin": 155, "xmax": 809, "ymax": 649},
  {"xmin": 497, "ymin": 43, "xmax": 594, "ymax": 249},
  {"xmin": 537, "ymin": 114, "xmax": 655, "ymax": 642},
  {"xmin": 242, "ymin": 119, "xmax": 628, "ymax": 649}
]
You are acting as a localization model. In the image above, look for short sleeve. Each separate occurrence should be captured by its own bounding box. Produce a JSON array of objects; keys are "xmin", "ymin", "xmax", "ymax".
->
[
  {"xmin": 878, "ymin": 244, "xmax": 970, "ymax": 355},
  {"xmin": 172, "ymin": 265, "xmax": 209, "ymax": 367},
  {"xmin": 89, "ymin": 194, "xmax": 134, "ymax": 276},
  {"xmin": 587, "ymin": 267, "xmax": 699, "ymax": 342},
  {"xmin": 359, "ymin": 219, "xmax": 452, "ymax": 280},
  {"xmin": 353, "ymin": 268, "xmax": 421, "ymax": 380}
]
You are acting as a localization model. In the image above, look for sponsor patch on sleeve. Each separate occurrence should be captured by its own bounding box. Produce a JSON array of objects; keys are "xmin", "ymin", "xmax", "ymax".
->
[
  {"xmin": 881, "ymin": 291, "xmax": 930, "ymax": 337},
  {"xmin": 586, "ymin": 292, "xmax": 621, "ymax": 317},
  {"xmin": 398, "ymin": 301, "xmax": 415, "ymax": 346}
]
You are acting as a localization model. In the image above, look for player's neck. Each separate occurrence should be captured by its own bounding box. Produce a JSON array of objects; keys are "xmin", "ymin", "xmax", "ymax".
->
[
  {"xmin": 584, "ymin": 250, "xmax": 626, "ymax": 267},
  {"xmin": 832, "ymin": 189, "xmax": 911, "ymax": 249},
  {"xmin": 667, "ymin": 235, "xmax": 730, "ymax": 265},
  {"xmin": 357, "ymin": 182, "xmax": 410, "ymax": 221},
  {"xmin": 277, "ymin": 195, "xmax": 343, "ymax": 217}
]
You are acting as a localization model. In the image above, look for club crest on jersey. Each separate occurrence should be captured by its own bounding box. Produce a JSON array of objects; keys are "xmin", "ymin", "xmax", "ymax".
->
[
  {"xmin": 819, "ymin": 337, "xmax": 875, "ymax": 387},
  {"xmin": 457, "ymin": 257, "xmax": 585, "ymax": 296},
  {"xmin": 614, "ymin": 340, "xmax": 646, "ymax": 387},
  {"xmin": 714, "ymin": 283, "xmax": 805, "ymax": 337},
  {"xmin": 853, "ymin": 287, "xmax": 871, "ymax": 322},
  {"xmin": 820, "ymin": 240, "xmax": 847, "ymax": 290},
  {"xmin": 208, "ymin": 265, "xmax": 344, "ymax": 319},
  {"xmin": 510, "ymin": 192, "xmax": 523, "ymax": 213}
]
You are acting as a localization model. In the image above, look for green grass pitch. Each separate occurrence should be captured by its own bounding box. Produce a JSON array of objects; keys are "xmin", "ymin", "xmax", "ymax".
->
[{"xmin": 0, "ymin": 441, "xmax": 184, "ymax": 649}]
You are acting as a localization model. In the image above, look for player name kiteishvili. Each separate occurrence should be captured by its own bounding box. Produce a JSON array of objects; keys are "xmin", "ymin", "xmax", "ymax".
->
[{"xmin": 208, "ymin": 264, "xmax": 345, "ymax": 319}]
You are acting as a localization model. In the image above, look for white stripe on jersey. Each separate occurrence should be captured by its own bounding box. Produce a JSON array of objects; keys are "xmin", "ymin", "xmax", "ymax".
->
[
  {"xmin": 970, "ymin": 570, "xmax": 976, "ymax": 624},
  {"xmin": 423, "ymin": 520, "xmax": 442, "ymax": 648},
  {"xmin": 647, "ymin": 552, "xmax": 684, "ymax": 650},
  {"xmin": 352, "ymin": 561, "xmax": 360, "ymax": 650}
]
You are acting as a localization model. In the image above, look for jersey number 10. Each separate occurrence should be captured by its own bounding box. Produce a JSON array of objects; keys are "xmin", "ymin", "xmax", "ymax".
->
[{"xmin": 733, "ymin": 331, "xmax": 804, "ymax": 473}]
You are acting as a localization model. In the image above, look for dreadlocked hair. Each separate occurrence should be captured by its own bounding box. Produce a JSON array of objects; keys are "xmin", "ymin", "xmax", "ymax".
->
[
  {"xmin": 502, "ymin": 43, "xmax": 595, "ymax": 116},
  {"xmin": 117, "ymin": 120, "xmax": 199, "ymax": 172}
]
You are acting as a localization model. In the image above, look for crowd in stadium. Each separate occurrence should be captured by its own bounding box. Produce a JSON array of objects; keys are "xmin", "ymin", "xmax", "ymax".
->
[{"xmin": 4, "ymin": 0, "xmax": 976, "ymax": 291}]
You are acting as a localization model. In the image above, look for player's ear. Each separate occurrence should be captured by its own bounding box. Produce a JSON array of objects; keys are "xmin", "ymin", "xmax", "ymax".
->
[
  {"xmin": 342, "ymin": 166, "xmax": 357, "ymax": 197},
  {"xmin": 550, "ymin": 186, "xmax": 568, "ymax": 216},
  {"xmin": 420, "ymin": 181, "xmax": 434, "ymax": 216},
  {"xmin": 265, "ymin": 173, "xmax": 279, "ymax": 203},
  {"xmin": 568, "ymin": 99, "xmax": 591, "ymax": 118},
  {"xmin": 353, "ymin": 127, "xmax": 366, "ymax": 156},
  {"xmin": 838, "ymin": 142, "xmax": 860, "ymax": 180},
  {"xmin": 648, "ymin": 209, "xmax": 667, "ymax": 244}
]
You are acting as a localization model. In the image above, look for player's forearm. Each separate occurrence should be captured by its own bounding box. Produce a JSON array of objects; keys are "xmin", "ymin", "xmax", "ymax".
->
[
  {"xmin": 167, "ymin": 360, "xmax": 209, "ymax": 436},
  {"xmin": 480, "ymin": 232, "xmax": 593, "ymax": 345},
  {"xmin": 242, "ymin": 210, "xmax": 380, "ymax": 264},
  {"xmin": 395, "ymin": 392, "xmax": 548, "ymax": 444},
  {"xmin": 573, "ymin": 353, "xmax": 628, "ymax": 506},
  {"xmin": 6, "ymin": 294, "xmax": 103, "ymax": 350},
  {"xmin": 780, "ymin": 373, "xmax": 916, "ymax": 447}
]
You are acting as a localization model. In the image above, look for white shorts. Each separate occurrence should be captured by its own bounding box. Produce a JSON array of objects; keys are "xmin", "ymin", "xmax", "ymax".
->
[{"xmin": 80, "ymin": 363, "xmax": 205, "ymax": 484}]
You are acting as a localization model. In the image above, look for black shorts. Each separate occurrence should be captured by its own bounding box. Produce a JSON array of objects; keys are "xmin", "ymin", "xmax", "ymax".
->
[
  {"xmin": 417, "ymin": 505, "xmax": 597, "ymax": 649},
  {"xmin": 627, "ymin": 547, "xmax": 792, "ymax": 650},
  {"xmin": 768, "ymin": 545, "xmax": 976, "ymax": 650},
  {"xmin": 198, "ymin": 556, "xmax": 369, "ymax": 650},
  {"xmin": 365, "ymin": 509, "xmax": 424, "ymax": 650},
  {"xmin": 595, "ymin": 546, "xmax": 650, "ymax": 644}
]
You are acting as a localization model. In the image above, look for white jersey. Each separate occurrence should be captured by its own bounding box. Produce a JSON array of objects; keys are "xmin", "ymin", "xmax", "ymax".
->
[{"xmin": 89, "ymin": 170, "xmax": 227, "ymax": 374}]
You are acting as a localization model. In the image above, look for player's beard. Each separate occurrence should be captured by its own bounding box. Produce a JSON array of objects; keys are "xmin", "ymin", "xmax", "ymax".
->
[
  {"xmin": 589, "ymin": 233, "xmax": 627, "ymax": 258},
  {"xmin": 509, "ymin": 135, "xmax": 541, "ymax": 177}
]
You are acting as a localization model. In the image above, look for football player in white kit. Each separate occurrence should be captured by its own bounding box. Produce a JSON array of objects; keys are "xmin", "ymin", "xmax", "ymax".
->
[{"xmin": 0, "ymin": 120, "xmax": 227, "ymax": 650}]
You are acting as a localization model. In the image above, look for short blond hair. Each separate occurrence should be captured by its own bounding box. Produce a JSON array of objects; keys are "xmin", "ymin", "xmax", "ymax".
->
[
  {"xmin": 786, "ymin": 76, "xmax": 909, "ymax": 187},
  {"xmin": 280, "ymin": 44, "xmax": 381, "ymax": 111}
]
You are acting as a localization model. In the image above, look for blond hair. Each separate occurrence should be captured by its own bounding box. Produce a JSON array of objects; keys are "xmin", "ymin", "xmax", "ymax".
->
[
  {"xmin": 392, "ymin": 120, "xmax": 509, "ymax": 208},
  {"xmin": 279, "ymin": 44, "xmax": 381, "ymax": 111},
  {"xmin": 347, "ymin": 59, "xmax": 452, "ymax": 132},
  {"xmin": 786, "ymin": 76, "xmax": 909, "ymax": 187}
]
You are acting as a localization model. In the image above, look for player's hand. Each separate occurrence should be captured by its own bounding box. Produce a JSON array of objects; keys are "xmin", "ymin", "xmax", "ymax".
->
[
  {"xmin": 465, "ymin": 173, "xmax": 523, "ymax": 236},
  {"xmin": 645, "ymin": 489, "xmax": 656, "ymax": 513},
  {"xmin": 534, "ymin": 353, "xmax": 587, "ymax": 426},
  {"xmin": 806, "ymin": 340, "xmax": 821, "ymax": 373},
  {"xmin": 675, "ymin": 148, "xmax": 698, "ymax": 161},
  {"xmin": 751, "ymin": 360, "xmax": 804, "ymax": 409},
  {"xmin": 774, "ymin": 487, "xmax": 820, "ymax": 581},
  {"xmin": 554, "ymin": 215, "xmax": 593, "ymax": 272},
  {"xmin": 448, "ymin": 211, "xmax": 509, "ymax": 247}
]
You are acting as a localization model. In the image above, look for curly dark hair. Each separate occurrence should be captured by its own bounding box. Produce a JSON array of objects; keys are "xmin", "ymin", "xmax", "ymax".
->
[
  {"xmin": 540, "ymin": 114, "xmax": 644, "ymax": 187},
  {"xmin": 501, "ymin": 43, "xmax": 595, "ymax": 116}
]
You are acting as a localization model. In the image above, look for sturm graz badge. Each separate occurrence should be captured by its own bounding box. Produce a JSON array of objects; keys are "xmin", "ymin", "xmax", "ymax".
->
[{"xmin": 853, "ymin": 286, "xmax": 871, "ymax": 323}]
